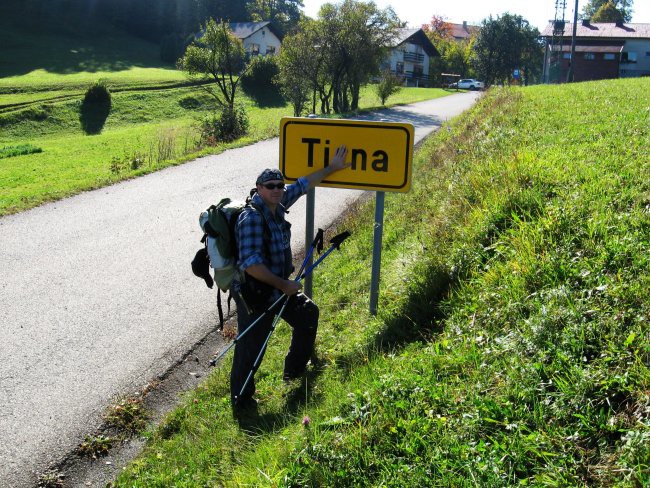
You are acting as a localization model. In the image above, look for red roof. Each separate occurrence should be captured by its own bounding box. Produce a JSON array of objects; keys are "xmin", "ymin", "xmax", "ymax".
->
[
  {"xmin": 448, "ymin": 22, "xmax": 479, "ymax": 40},
  {"xmin": 541, "ymin": 22, "xmax": 650, "ymax": 39}
]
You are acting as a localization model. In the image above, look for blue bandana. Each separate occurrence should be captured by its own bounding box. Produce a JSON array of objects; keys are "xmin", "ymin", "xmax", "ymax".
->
[{"xmin": 256, "ymin": 168, "xmax": 284, "ymax": 185}]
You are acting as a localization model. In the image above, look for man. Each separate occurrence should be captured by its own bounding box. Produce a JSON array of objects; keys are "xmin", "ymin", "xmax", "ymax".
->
[{"xmin": 230, "ymin": 145, "xmax": 349, "ymax": 411}]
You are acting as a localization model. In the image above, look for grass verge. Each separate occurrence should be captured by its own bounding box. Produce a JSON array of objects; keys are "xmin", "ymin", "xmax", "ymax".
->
[{"xmin": 111, "ymin": 77, "xmax": 649, "ymax": 486}]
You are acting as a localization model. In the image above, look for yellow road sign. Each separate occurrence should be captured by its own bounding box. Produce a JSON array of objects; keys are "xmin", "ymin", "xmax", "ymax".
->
[{"xmin": 279, "ymin": 117, "xmax": 414, "ymax": 193}]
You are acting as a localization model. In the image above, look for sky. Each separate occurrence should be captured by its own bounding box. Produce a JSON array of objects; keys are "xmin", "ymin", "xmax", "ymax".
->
[{"xmin": 301, "ymin": 0, "xmax": 650, "ymax": 32}]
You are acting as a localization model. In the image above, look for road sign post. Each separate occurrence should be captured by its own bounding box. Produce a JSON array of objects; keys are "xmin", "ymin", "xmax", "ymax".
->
[
  {"xmin": 304, "ymin": 188, "xmax": 315, "ymax": 298},
  {"xmin": 279, "ymin": 117, "xmax": 414, "ymax": 314},
  {"xmin": 369, "ymin": 191, "xmax": 385, "ymax": 315}
]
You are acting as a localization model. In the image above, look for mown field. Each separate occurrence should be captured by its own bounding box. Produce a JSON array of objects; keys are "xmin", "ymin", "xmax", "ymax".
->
[{"xmin": 105, "ymin": 77, "xmax": 650, "ymax": 487}]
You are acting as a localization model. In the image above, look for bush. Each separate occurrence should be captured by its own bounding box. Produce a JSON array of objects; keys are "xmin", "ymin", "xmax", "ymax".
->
[
  {"xmin": 375, "ymin": 69, "xmax": 403, "ymax": 105},
  {"xmin": 240, "ymin": 56, "xmax": 281, "ymax": 100},
  {"xmin": 83, "ymin": 80, "xmax": 111, "ymax": 105},
  {"xmin": 201, "ymin": 104, "xmax": 249, "ymax": 144},
  {"xmin": 80, "ymin": 81, "xmax": 111, "ymax": 134}
]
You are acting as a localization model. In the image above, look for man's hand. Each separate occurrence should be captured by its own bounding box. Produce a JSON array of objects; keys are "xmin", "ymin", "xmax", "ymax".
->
[
  {"xmin": 328, "ymin": 145, "xmax": 350, "ymax": 173},
  {"xmin": 280, "ymin": 279, "xmax": 302, "ymax": 296},
  {"xmin": 305, "ymin": 144, "xmax": 351, "ymax": 189}
]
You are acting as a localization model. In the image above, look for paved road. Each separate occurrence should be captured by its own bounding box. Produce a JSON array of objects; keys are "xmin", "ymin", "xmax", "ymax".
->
[{"xmin": 0, "ymin": 92, "xmax": 479, "ymax": 487}]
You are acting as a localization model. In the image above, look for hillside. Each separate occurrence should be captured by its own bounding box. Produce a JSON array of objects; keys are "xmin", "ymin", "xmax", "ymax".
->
[
  {"xmin": 0, "ymin": 8, "xmax": 176, "ymax": 84},
  {"xmin": 110, "ymin": 78, "xmax": 649, "ymax": 487}
]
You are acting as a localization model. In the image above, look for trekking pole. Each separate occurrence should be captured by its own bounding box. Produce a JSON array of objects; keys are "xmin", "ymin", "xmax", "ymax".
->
[
  {"xmin": 209, "ymin": 229, "xmax": 325, "ymax": 367},
  {"xmin": 238, "ymin": 295, "xmax": 289, "ymax": 399},
  {"xmin": 300, "ymin": 231, "xmax": 351, "ymax": 279},
  {"xmin": 237, "ymin": 230, "xmax": 351, "ymax": 398}
]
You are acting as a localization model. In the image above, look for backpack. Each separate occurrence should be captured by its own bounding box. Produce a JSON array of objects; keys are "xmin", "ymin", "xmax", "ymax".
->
[{"xmin": 191, "ymin": 192, "xmax": 269, "ymax": 329}]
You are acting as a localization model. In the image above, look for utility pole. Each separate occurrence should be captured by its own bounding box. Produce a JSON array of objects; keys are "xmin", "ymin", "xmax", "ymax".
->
[{"xmin": 566, "ymin": 0, "xmax": 579, "ymax": 82}]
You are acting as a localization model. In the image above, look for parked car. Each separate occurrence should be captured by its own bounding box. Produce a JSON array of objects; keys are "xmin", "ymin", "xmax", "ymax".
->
[{"xmin": 457, "ymin": 79, "xmax": 484, "ymax": 90}]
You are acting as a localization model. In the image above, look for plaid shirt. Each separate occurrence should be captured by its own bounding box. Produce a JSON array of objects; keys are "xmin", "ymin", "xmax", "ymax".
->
[{"xmin": 236, "ymin": 177, "xmax": 309, "ymax": 281}]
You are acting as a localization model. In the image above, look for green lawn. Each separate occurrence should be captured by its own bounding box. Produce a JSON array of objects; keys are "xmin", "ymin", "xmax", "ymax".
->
[
  {"xmin": 110, "ymin": 77, "xmax": 649, "ymax": 487},
  {"xmin": 0, "ymin": 11, "xmax": 452, "ymax": 216},
  {"xmin": 0, "ymin": 82, "xmax": 449, "ymax": 216}
]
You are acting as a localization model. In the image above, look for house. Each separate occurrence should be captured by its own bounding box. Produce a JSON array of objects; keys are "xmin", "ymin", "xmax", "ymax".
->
[
  {"xmin": 384, "ymin": 28, "xmax": 439, "ymax": 87},
  {"xmin": 229, "ymin": 21, "xmax": 283, "ymax": 57},
  {"xmin": 541, "ymin": 21, "xmax": 650, "ymax": 82},
  {"xmin": 448, "ymin": 21, "xmax": 479, "ymax": 42}
]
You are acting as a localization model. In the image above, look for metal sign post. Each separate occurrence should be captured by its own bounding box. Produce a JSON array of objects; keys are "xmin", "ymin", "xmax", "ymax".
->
[
  {"xmin": 304, "ymin": 188, "xmax": 315, "ymax": 298},
  {"xmin": 369, "ymin": 191, "xmax": 385, "ymax": 315}
]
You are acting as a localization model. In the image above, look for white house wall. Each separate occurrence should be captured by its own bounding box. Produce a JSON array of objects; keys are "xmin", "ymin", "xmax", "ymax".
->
[
  {"xmin": 620, "ymin": 39, "xmax": 650, "ymax": 77},
  {"xmin": 386, "ymin": 42, "xmax": 430, "ymax": 86},
  {"xmin": 243, "ymin": 28, "xmax": 282, "ymax": 55}
]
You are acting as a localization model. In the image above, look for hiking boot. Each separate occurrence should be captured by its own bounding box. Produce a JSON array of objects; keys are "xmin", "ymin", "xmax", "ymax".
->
[{"xmin": 232, "ymin": 395, "xmax": 258, "ymax": 418}]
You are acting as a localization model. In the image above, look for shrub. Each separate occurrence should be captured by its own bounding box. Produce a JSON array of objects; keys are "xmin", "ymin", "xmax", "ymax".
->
[
  {"xmin": 375, "ymin": 69, "xmax": 404, "ymax": 105},
  {"xmin": 240, "ymin": 55, "xmax": 281, "ymax": 100},
  {"xmin": 80, "ymin": 81, "xmax": 112, "ymax": 134},
  {"xmin": 83, "ymin": 80, "xmax": 111, "ymax": 105},
  {"xmin": 201, "ymin": 104, "xmax": 249, "ymax": 144},
  {"xmin": 178, "ymin": 95, "xmax": 202, "ymax": 109}
]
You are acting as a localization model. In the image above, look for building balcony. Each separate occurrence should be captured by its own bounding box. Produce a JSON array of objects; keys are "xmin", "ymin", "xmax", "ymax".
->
[
  {"xmin": 404, "ymin": 70, "xmax": 429, "ymax": 81},
  {"xmin": 403, "ymin": 52, "xmax": 424, "ymax": 63},
  {"xmin": 390, "ymin": 70, "xmax": 429, "ymax": 87}
]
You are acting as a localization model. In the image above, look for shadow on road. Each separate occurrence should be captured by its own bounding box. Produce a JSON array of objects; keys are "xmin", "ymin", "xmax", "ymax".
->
[{"xmin": 352, "ymin": 107, "xmax": 444, "ymax": 128}]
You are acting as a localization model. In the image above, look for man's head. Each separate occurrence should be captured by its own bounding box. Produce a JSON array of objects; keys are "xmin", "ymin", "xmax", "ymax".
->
[{"xmin": 256, "ymin": 168, "xmax": 285, "ymax": 207}]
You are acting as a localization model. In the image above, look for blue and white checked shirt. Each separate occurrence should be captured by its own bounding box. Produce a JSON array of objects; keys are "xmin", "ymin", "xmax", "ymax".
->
[{"xmin": 235, "ymin": 177, "xmax": 309, "ymax": 281}]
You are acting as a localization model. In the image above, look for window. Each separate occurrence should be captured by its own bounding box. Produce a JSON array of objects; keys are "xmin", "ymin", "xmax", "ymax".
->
[
  {"xmin": 249, "ymin": 43, "xmax": 260, "ymax": 56},
  {"xmin": 265, "ymin": 45, "xmax": 276, "ymax": 55},
  {"xmin": 396, "ymin": 62, "xmax": 404, "ymax": 74},
  {"xmin": 621, "ymin": 51, "xmax": 637, "ymax": 63},
  {"xmin": 604, "ymin": 53, "xmax": 616, "ymax": 60},
  {"xmin": 584, "ymin": 53, "xmax": 595, "ymax": 60}
]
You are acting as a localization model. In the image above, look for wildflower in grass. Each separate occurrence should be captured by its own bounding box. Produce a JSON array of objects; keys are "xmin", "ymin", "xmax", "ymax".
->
[{"xmin": 302, "ymin": 415, "xmax": 311, "ymax": 427}]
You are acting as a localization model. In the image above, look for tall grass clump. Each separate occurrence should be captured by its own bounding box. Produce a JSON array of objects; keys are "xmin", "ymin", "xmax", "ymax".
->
[{"xmin": 113, "ymin": 77, "xmax": 648, "ymax": 487}]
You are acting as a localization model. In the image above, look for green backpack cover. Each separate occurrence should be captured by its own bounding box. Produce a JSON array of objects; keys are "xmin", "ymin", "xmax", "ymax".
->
[{"xmin": 199, "ymin": 198, "xmax": 248, "ymax": 292}]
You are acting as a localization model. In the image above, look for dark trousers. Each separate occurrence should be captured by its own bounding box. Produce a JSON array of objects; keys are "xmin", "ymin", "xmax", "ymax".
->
[{"xmin": 230, "ymin": 292, "xmax": 319, "ymax": 403}]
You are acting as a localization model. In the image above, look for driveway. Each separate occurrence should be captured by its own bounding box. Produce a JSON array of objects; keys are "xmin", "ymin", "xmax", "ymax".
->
[{"xmin": 0, "ymin": 92, "xmax": 480, "ymax": 487}]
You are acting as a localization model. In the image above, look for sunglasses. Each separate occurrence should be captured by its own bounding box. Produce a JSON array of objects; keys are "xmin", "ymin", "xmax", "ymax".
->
[{"xmin": 261, "ymin": 182, "xmax": 285, "ymax": 190}]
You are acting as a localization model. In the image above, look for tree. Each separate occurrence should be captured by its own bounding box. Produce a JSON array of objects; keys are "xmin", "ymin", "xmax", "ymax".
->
[
  {"xmin": 276, "ymin": 21, "xmax": 326, "ymax": 115},
  {"xmin": 591, "ymin": 1, "xmax": 625, "ymax": 22},
  {"xmin": 318, "ymin": 0, "xmax": 400, "ymax": 112},
  {"xmin": 582, "ymin": 0, "xmax": 633, "ymax": 22},
  {"xmin": 178, "ymin": 19, "xmax": 250, "ymax": 141},
  {"xmin": 178, "ymin": 18, "xmax": 247, "ymax": 111},
  {"xmin": 375, "ymin": 69, "xmax": 403, "ymax": 105},
  {"xmin": 470, "ymin": 14, "xmax": 543, "ymax": 86},
  {"xmin": 422, "ymin": 15, "xmax": 453, "ymax": 42},
  {"xmin": 424, "ymin": 15, "xmax": 474, "ymax": 86},
  {"xmin": 247, "ymin": 0, "xmax": 304, "ymax": 35}
]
